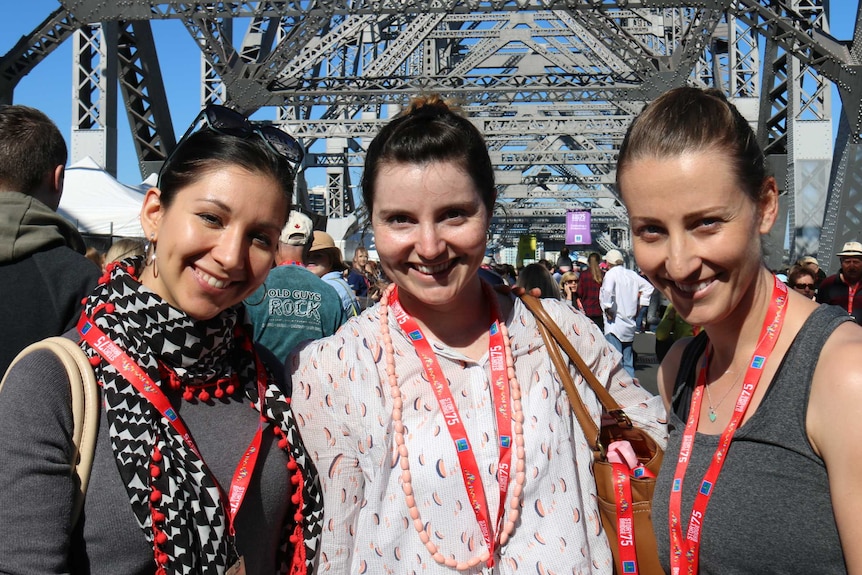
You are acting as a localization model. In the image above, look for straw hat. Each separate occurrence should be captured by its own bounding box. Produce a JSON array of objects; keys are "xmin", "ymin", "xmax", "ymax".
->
[
  {"xmin": 309, "ymin": 231, "xmax": 347, "ymax": 270},
  {"xmin": 836, "ymin": 241, "xmax": 862, "ymax": 257}
]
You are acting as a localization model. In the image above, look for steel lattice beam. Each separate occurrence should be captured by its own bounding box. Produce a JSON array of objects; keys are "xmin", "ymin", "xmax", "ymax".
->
[{"xmin": 1, "ymin": 0, "xmax": 854, "ymax": 258}]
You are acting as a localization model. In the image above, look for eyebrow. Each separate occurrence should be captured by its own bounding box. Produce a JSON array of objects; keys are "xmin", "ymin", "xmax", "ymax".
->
[
  {"xmin": 196, "ymin": 197, "xmax": 284, "ymax": 233},
  {"xmin": 375, "ymin": 200, "xmax": 480, "ymax": 219}
]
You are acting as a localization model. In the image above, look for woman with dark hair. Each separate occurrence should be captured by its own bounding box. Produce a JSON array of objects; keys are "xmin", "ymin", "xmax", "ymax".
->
[
  {"xmin": 516, "ymin": 261, "xmax": 561, "ymax": 299},
  {"xmin": 0, "ymin": 105, "xmax": 322, "ymax": 574},
  {"xmin": 289, "ymin": 95, "xmax": 665, "ymax": 574},
  {"xmin": 617, "ymin": 86, "xmax": 861, "ymax": 574},
  {"xmin": 577, "ymin": 251, "xmax": 605, "ymax": 329},
  {"xmin": 787, "ymin": 264, "xmax": 817, "ymax": 300}
]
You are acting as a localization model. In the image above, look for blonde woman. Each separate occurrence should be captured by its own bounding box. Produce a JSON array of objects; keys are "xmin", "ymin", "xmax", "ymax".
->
[{"xmin": 559, "ymin": 270, "xmax": 584, "ymax": 310}]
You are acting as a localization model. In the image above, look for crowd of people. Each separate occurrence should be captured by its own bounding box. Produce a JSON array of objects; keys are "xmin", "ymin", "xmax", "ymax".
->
[
  {"xmin": 2, "ymin": 86, "xmax": 861, "ymax": 575},
  {"xmin": 770, "ymin": 244, "xmax": 862, "ymax": 324}
]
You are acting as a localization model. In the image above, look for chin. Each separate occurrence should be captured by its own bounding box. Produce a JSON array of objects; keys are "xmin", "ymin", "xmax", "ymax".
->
[{"xmin": 399, "ymin": 283, "xmax": 457, "ymax": 306}]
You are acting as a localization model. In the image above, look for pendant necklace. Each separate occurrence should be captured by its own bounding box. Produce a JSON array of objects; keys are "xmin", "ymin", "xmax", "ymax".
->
[{"xmin": 703, "ymin": 369, "xmax": 741, "ymax": 422}]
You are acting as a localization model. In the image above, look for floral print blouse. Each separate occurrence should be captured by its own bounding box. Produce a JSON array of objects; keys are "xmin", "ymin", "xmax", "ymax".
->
[{"xmin": 289, "ymin": 295, "xmax": 667, "ymax": 574}]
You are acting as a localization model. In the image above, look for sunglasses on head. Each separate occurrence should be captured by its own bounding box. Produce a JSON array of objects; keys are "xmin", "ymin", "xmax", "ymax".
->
[{"xmin": 158, "ymin": 104, "xmax": 304, "ymax": 186}]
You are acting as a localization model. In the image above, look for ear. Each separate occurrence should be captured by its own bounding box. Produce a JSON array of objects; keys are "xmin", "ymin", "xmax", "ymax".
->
[
  {"xmin": 757, "ymin": 176, "xmax": 779, "ymax": 235},
  {"xmin": 38, "ymin": 164, "xmax": 65, "ymax": 211},
  {"xmin": 140, "ymin": 187, "xmax": 164, "ymax": 240},
  {"xmin": 53, "ymin": 165, "xmax": 65, "ymax": 195}
]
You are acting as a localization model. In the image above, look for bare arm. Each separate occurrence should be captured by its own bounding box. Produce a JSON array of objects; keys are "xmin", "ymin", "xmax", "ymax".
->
[{"xmin": 807, "ymin": 323, "xmax": 862, "ymax": 574}]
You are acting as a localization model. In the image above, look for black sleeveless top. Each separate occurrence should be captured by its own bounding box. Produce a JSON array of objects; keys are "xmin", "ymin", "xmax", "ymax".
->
[{"xmin": 653, "ymin": 305, "xmax": 850, "ymax": 574}]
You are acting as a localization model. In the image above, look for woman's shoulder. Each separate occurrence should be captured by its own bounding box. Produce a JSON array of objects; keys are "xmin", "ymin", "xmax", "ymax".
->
[
  {"xmin": 525, "ymin": 295, "xmax": 596, "ymax": 331},
  {"xmin": 292, "ymin": 308, "xmax": 380, "ymax": 362},
  {"xmin": 0, "ymin": 331, "xmax": 81, "ymax": 426},
  {"xmin": 805, "ymin": 318, "xmax": 862, "ymax": 535},
  {"xmin": 809, "ymin": 320, "xmax": 862, "ymax": 415},
  {"xmin": 3, "ymin": 329, "xmax": 81, "ymax": 384},
  {"xmin": 509, "ymin": 295, "xmax": 609, "ymax": 358}
]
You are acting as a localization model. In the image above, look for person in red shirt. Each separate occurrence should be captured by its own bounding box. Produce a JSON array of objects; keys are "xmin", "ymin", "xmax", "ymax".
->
[
  {"xmin": 576, "ymin": 251, "xmax": 604, "ymax": 330},
  {"xmin": 816, "ymin": 241, "xmax": 862, "ymax": 324}
]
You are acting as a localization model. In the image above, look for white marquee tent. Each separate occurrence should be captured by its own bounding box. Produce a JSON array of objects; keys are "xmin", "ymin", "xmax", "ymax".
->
[{"xmin": 58, "ymin": 156, "xmax": 148, "ymax": 238}]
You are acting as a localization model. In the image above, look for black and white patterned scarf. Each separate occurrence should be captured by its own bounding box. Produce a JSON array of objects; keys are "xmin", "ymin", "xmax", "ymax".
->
[{"xmin": 79, "ymin": 257, "xmax": 323, "ymax": 574}]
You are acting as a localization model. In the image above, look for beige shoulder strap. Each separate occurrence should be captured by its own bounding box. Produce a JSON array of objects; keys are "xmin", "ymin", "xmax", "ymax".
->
[{"xmin": 0, "ymin": 337, "xmax": 100, "ymax": 525}]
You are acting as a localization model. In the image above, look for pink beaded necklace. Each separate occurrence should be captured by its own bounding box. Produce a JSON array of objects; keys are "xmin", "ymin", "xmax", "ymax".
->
[{"xmin": 379, "ymin": 283, "xmax": 526, "ymax": 570}]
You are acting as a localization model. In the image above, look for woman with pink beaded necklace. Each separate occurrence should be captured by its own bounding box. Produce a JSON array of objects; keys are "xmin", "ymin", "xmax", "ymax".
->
[{"xmin": 289, "ymin": 94, "xmax": 667, "ymax": 574}]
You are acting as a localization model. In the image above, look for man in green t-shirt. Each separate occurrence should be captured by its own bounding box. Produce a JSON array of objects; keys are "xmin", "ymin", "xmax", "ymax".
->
[{"xmin": 245, "ymin": 211, "xmax": 348, "ymax": 362}]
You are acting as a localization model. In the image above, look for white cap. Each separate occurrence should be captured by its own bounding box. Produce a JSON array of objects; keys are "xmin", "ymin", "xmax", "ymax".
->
[
  {"xmin": 280, "ymin": 211, "xmax": 313, "ymax": 246},
  {"xmin": 603, "ymin": 249, "xmax": 624, "ymax": 265}
]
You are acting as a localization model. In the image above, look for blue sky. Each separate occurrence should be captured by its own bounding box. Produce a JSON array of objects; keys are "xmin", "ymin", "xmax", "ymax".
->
[{"xmin": 1, "ymin": 1, "xmax": 858, "ymax": 186}]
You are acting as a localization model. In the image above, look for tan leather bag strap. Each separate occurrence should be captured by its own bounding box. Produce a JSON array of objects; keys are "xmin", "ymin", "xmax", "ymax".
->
[
  {"xmin": 0, "ymin": 337, "xmax": 99, "ymax": 525},
  {"xmin": 515, "ymin": 291, "xmax": 634, "ymax": 452}
]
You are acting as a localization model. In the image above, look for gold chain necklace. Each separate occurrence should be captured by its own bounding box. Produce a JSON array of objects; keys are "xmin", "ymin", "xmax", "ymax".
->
[{"xmin": 704, "ymin": 369, "xmax": 743, "ymax": 422}]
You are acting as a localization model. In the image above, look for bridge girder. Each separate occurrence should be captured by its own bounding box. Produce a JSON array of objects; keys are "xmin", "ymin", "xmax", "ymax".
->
[{"xmin": 2, "ymin": 0, "xmax": 859, "ymax": 265}]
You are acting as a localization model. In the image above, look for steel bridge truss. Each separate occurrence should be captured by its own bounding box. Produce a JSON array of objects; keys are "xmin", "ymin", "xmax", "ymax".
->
[{"xmin": 2, "ymin": 0, "xmax": 860, "ymax": 267}]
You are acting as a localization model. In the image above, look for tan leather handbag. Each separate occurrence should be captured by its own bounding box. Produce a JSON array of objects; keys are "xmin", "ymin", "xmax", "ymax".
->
[{"xmin": 518, "ymin": 291, "xmax": 665, "ymax": 575}]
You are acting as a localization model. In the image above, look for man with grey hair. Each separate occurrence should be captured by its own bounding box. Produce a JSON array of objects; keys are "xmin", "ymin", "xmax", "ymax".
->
[
  {"xmin": 0, "ymin": 105, "xmax": 99, "ymax": 374},
  {"xmin": 245, "ymin": 210, "xmax": 348, "ymax": 361},
  {"xmin": 816, "ymin": 240, "xmax": 862, "ymax": 324},
  {"xmin": 599, "ymin": 249, "xmax": 654, "ymax": 378}
]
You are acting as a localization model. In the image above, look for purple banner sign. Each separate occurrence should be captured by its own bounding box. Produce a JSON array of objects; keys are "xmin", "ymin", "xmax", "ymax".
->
[{"xmin": 565, "ymin": 210, "xmax": 591, "ymax": 245}]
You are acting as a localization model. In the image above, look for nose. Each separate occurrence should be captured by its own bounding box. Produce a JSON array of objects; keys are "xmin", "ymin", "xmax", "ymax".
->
[
  {"xmin": 211, "ymin": 228, "xmax": 247, "ymax": 272},
  {"xmin": 665, "ymin": 233, "xmax": 699, "ymax": 280},
  {"xmin": 415, "ymin": 222, "xmax": 445, "ymax": 260}
]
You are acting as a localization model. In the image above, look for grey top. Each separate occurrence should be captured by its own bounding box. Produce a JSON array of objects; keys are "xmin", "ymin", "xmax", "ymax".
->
[
  {"xmin": 0, "ymin": 331, "xmax": 291, "ymax": 575},
  {"xmin": 654, "ymin": 304, "xmax": 850, "ymax": 574}
]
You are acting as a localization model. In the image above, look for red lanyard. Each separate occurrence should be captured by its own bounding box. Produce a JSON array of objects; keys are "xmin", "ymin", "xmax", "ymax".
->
[
  {"xmin": 389, "ymin": 285, "xmax": 512, "ymax": 564},
  {"xmin": 78, "ymin": 313, "xmax": 266, "ymax": 537},
  {"xmin": 668, "ymin": 276, "xmax": 788, "ymax": 575},
  {"xmin": 848, "ymin": 282, "xmax": 858, "ymax": 316},
  {"xmin": 611, "ymin": 459, "xmax": 655, "ymax": 574}
]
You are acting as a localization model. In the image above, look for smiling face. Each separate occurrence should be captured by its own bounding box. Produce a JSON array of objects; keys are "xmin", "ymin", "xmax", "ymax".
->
[
  {"xmin": 353, "ymin": 248, "xmax": 369, "ymax": 269},
  {"xmin": 371, "ymin": 161, "xmax": 490, "ymax": 314},
  {"xmin": 139, "ymin": 165, "xmax": 287, "ymax": 320},
  {"xmin": 305, "ymin": 250, "xmax": 333, "ymax": 278},
  {"xmin": 619, "ymin": 150, "xmax": 777, "ymax": 330}
]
